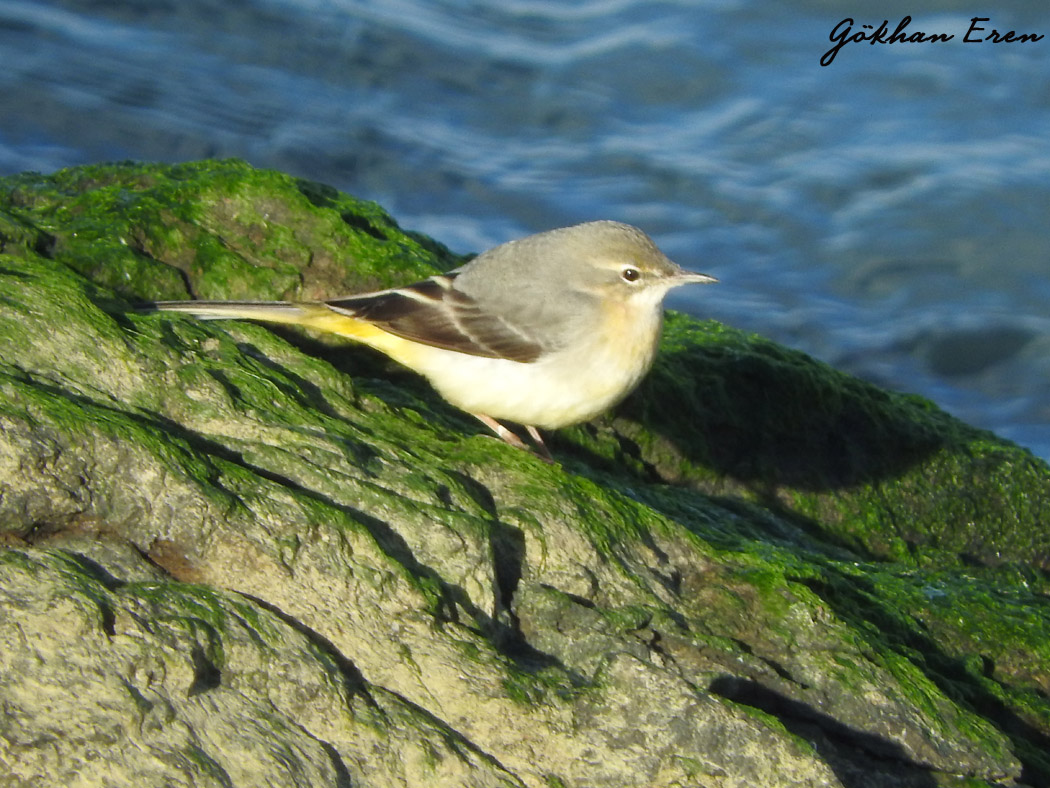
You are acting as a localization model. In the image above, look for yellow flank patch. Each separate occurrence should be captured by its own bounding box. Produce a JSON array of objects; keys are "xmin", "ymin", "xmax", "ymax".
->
[{"xmin": 297, "ymin": 308, "xmax": 425, "ymax": 367}]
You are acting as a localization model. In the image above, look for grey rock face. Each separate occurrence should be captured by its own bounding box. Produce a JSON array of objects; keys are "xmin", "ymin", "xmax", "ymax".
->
[{"xmin": 0, "ymin": 161, "xmax": 1045, "ymax": 787}]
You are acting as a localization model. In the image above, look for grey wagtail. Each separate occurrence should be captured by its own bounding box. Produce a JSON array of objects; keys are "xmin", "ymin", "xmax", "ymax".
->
[{"xmin": 148, "ymin": 220, "xmax": 716, "ymax": 459}]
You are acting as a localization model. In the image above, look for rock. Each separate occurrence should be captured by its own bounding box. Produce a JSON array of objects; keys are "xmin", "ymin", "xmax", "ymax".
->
[
  {"xmin": 0, "ymin": 160, "xmax": 1046, "ymax": 787},
  {"xmin": 0, "ymin": 548, "xmax": 519, "ymax": 788}
]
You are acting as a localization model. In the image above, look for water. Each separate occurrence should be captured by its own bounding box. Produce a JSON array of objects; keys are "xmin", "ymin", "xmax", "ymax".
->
[{"xmin": 2, "ymin": 0, "xmax": 1049, "ymax": 459}]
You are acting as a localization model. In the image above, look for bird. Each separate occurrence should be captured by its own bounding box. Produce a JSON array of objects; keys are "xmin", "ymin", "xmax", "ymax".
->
[{"xmin": 147, "ymin": 220, "xmax": 717, "ymax": 460}]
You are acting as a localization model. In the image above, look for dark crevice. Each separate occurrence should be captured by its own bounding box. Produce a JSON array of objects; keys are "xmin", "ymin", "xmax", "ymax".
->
[
  {"xmin": 486, "ymin": 521, "xmax": 565, "ymax": 669},
  {"xmin": 709, "ymin": 676, "xmax": 940, "ymax": 788},
  {"xmin": 240, "ymin": 592, "xmax": 519, "ymax": 782},
  {"xmin": 239, "ymin": 591, "xmax": 377, "ymax": 707},
  {"xmin": 490, "ymin": 522, "xmax": 524, "ymax": 613},
  {"xmin": 174, "ymin": 264, "xmax": 198, "ymax": 299},
  {"xmin": 797, "ymin": 572, "xmax": 1050, "ymax": 785},
  {"xmin": 187, "ymin": 644, "xmax": 222, "ymax": 696},
  {"xmin": 729, "ymin": 637, "xmax": 809, "ymax": 688},
  {"xmin": 538, "ymin": 583, "xmax": 596, "ymax": 609},
  {"xmin": 340, "ymin": 212, "xmax": 388, "ymax": 241},
  {"xmin": 25, "ymin": 372, "xmax": 567, "ymax": 674},
  {"xmin": 317, "ymin": 740, "xmax": 355, "ymax": 788},
  {"xmin": 48, "ymin": 551, "xmax": 122, "ymax": 634}
]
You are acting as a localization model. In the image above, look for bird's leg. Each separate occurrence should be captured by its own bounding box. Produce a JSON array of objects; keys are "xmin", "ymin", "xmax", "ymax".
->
[
  {"xmin": 473, "ymin": 413, "xmax": 530, "ymax": 450},
  {"xmin": 472, "ymin": 414, "xmax": 554, "ymax": 463},
  {"xmin": 524, "ymin": 425, "xmax": 554, "ymax": 463}
]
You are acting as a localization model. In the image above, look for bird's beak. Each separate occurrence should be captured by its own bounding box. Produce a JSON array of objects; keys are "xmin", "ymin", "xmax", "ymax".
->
[{"xmin": 672, "ymin": 268, "xmax": 718, "ymax": 286}]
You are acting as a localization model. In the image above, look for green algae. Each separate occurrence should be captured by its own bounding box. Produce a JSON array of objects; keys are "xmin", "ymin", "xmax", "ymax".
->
[
  {"xmin": 0, "ymin": 159, "xmax": 458, "ymax": 304},
  {"xmin": 501, "ymin": 663, "xmax": 583, "ymax": 707},
  {"xmin": 792, "ymin": 559, "xmax": 1049, "ymax": 778},
  {"xmin": 180, "ymin": 745, "xmax": 235, "ymax": 788},
  {"xmin": 609, "ymin": 312, "xmax": 1050, "ymax": 569}
]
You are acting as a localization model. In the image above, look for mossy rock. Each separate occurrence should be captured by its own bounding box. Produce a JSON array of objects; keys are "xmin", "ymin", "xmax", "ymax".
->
[{"xmin": 0, "ymin": 159, "xmax": 1047, "ymax": 788}]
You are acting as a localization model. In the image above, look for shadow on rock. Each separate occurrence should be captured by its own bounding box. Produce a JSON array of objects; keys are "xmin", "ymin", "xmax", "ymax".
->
[{"xmin": 621, "ymin": 317, "xmax": 952, "ymax": 492}]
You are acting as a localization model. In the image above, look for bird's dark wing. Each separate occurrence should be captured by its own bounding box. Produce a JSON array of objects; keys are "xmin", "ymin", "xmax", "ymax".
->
[{"xmin": 325, "ymin": 274, "xmax": 544, "ymax": 363}]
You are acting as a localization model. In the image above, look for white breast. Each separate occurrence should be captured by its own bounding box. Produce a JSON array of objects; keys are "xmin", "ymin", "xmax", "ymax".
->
[{"xmin": 409, "ymin": 298, "xmax": 663, "ymax": 429}]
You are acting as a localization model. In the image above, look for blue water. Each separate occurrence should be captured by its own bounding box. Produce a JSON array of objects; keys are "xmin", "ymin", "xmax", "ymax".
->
[{"xmin": 2, "ymin": 0, "xmax": 1049, "ymax": 459}]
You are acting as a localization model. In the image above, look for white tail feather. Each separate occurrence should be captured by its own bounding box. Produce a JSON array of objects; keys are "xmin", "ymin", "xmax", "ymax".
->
[{"xmin": 148, "ymin": 301, "xmax": 311, "ymax": 324}]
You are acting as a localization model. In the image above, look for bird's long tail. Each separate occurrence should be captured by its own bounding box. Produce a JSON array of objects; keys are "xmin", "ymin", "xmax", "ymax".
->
[
  {"xmin": 145, "ymin": 300, "xmax": 402, "ymax": 351},
  {"xmin": 150, "ymin": 300, "xmax": 317, "ymax": 325}
]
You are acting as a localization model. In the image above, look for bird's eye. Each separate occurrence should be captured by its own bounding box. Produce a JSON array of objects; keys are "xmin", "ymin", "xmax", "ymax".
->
[{"xmin": 621, "ymin": 266, "xmax": 641, "ymax": 282}]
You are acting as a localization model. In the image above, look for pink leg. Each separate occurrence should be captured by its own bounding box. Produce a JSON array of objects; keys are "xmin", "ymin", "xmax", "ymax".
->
[
  {"xmin": 472, "ymin": 415, "xmax": 554, "ymax": 463},
  {"xmin": 473, "ymin": 413, "xmax": 529, "ymax": 450},
  {"xmin": 525, "ymin": 425, "xmax": 553, "ymax": 463}
]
